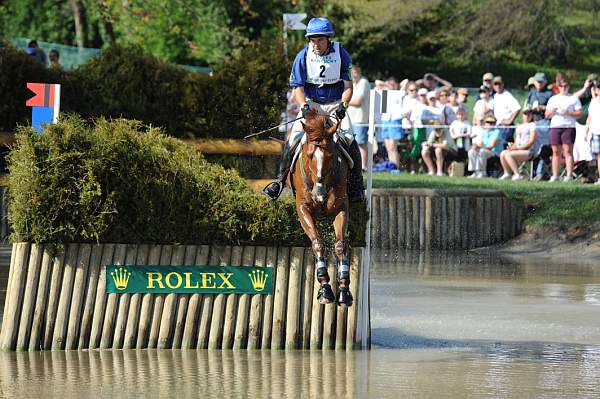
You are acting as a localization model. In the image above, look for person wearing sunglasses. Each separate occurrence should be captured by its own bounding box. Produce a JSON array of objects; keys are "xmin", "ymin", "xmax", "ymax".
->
[
  {"xmin": 545, "ymin": 78, "xmax": 583, "ymax": 182},
  {"xmin": 467, "ymin": 114, "xmax": 504, "ymax": 178}
]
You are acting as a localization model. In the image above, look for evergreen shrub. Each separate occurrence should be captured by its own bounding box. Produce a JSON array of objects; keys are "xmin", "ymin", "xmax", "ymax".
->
[{"xmin": 7, "ymin": 115, "xmax": 365, "ymax": 246}]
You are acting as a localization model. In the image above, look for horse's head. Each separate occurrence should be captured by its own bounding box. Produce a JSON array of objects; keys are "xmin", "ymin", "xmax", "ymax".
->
[{"xmin": 301, "ymin": 108, "xmax": 340, "ymax": 204}]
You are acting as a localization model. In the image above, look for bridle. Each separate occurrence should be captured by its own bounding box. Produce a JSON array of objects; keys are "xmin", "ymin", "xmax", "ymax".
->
[{"xmin": 299, "ymin": 138, "xmax": 341, "ymax": 192}]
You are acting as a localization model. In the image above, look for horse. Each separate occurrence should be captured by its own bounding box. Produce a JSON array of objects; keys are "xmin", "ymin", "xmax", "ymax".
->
[{"xmin": 290, "ymin": 108, "xmax": 353, "ymax": 306}]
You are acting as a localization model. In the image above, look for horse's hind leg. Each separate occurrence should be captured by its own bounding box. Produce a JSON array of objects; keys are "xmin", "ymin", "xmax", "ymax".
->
[{"xmin": 333, "ymin": 211, "xmax": 353, "ymax": 307}]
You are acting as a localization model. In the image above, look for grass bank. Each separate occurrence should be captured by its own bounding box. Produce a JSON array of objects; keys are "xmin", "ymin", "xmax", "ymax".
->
[{"xmin": 371, "ymin": 174, "xmax": 600, "ymax": 226}]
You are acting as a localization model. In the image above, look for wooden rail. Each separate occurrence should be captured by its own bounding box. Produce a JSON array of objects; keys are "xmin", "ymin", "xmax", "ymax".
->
[
  {"xmin": 184, "ymin": 138, "xmax": 283, "ymax": 156},
  {"xmin": 0, "ymin": 243, "xmax": 369, "ymax": 351}
]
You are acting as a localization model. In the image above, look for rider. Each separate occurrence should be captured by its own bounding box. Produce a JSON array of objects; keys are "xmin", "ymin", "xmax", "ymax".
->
[{"xmin": 262, "ymin": 17, "xmax": 365, "ymax": 202}]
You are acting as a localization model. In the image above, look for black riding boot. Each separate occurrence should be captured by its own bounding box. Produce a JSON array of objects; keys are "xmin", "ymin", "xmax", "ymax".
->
[
  {"xmin": 346, "ymin": 140, "xmax": 365, "ymax": 203},
  {"xmin": 262, "ymin": 140, "xmax": 295, "ymax": 200}
]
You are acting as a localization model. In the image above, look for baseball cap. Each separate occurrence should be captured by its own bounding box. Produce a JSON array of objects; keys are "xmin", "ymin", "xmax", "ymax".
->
[
  {"xmin": 492, "ymin": 76, "xmax": 503, "ymax": 84},
  {"xmin": 483, "ymin": 114, "xmax": 497, "ymax": 123},
  {"xmin": 417, "ymin": 88, "xmax": 428, "ymax": 96},
  {"xmin": 426, "ymin": 91, "xmax": 437, "ymax": 99},
  {"xmin": 457, "ymin": 87, "xmax": 468, "ymax": 95},
  {"xmin": 534, "ymin": 72, "xmax": 547, "ymax": 82},
  {"xmin": 482, "ymin": 72, "xmax": 494, "ymax": 81},
  {"xmin": 524, "ymin": 77, "xmax": 536, "ymax": 89}
]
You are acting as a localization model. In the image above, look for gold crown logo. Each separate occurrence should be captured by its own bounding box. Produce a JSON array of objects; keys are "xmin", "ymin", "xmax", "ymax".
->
[
  {"xmin": 248, "ymin": 269, "xmax": 268, "ymax": 291},
  {"xmin": 111, "ymin": 267, "xmax": 131, "ymax": 290}
]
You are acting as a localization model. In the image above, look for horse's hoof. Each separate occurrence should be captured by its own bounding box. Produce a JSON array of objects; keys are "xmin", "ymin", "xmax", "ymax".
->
[
  {"xmin": 317, "ymin": 284, "xmax": 335, "ymax": 305},
  {"xmin": 336, "ymin": 287, "xmax": 353, "ymax": 307}
]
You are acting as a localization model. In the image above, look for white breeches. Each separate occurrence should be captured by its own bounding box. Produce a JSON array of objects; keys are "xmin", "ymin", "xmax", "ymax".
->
[
  {"xmin": 468, "ymin": 147, "xmax": 496, "ymax": 172},
  {"xmin": 288, "ymin": 99, "xmax": 354, "ymax": 145}
]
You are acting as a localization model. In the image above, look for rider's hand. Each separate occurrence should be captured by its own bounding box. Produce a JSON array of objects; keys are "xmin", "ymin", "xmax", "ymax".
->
[
  {"xmin": 301, "ymin": 103, "xmax": 310, "ymax": 118},
  {"xmin": 335, "ymin": 103, "xmax": 347, "ymax": 119}
]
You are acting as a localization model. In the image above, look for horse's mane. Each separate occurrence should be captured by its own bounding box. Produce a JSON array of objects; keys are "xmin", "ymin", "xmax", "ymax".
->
[{"xmin": 303, "ymin": 108, "xmax": 334, "ymax": 142}]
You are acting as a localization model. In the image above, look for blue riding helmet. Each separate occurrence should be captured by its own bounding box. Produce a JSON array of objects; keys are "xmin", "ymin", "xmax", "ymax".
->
[{"xmin": 305, "ymin": 17, "xmax": 334, "ymax": 38}]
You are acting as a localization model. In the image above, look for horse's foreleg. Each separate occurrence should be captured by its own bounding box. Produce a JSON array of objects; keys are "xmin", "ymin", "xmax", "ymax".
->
[
  {"xmin": 298, "ymin": 204, "xmax": 334, "ymax": 304},
  {"xmin": 333, "ymin": 210, "xmax": 353, "ymax": 307}
]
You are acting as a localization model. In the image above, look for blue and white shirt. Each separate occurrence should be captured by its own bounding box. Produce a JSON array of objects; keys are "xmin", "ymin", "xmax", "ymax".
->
[{"xmin": 289, "ymin": 41, "xmax": 352, "ymax": 104}]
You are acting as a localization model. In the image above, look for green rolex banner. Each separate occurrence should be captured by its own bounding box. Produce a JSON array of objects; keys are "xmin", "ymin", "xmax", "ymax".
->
[{"xmin": 106, "ymin": 265, "xmax": 273, "ymax": 294}]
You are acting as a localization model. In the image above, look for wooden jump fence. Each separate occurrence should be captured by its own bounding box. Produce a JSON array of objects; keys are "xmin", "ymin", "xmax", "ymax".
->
[
  {"xmin": 0, "ymin": 243, "xmax": 369, "ymax": 351},
  {"xmin": 370, "ymin": 189, "xmax": 523, "ymax": 250}
]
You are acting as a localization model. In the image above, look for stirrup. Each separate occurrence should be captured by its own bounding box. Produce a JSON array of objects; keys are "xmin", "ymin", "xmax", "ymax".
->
[
  {"xmin": 336, "ymin": 287, "xmax": 353, "ymax": 307},
  {"xmin": 261, "ymin": 181, "xmax": 283, "ymax": 200},
  {"xmin": 317, "ymin": 283, "xmax": 335, "ymax": 304}
]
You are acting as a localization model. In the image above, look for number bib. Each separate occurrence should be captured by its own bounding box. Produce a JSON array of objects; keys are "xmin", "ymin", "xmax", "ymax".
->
[{"xmin": 306, "ymin": 42, "xmax": 342, "ymax": 85}]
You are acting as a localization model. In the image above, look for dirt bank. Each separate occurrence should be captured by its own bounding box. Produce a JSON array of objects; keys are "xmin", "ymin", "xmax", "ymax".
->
[{"xmin": 476, "ymin": 223, "xmax": 600, "ymax": 261}]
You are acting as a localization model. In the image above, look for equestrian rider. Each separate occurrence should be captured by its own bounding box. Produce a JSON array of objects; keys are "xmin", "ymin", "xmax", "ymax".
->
[{"xmin": 262, "ymin": 17, "xmax": 366, "ymax": 202}]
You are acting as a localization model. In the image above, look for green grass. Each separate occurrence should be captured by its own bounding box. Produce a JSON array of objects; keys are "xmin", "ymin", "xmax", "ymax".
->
[{"xmin": 371, "ymin": 174, "xmax": 600, "ymax": 226}]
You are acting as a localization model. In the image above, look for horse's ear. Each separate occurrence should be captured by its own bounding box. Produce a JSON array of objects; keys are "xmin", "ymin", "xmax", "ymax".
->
[{"xmin": 326, "ymin": 121, "xmax": 339, "ymax": 136}]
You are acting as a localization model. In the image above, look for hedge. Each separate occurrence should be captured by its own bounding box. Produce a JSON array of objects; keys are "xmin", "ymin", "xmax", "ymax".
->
[
  {"xmin": 7, "ymin": 115, "xmax": 365, "ymax": 247},
  {"xmin": 0, "ymin": 42, "xmax": 288, "ymax": 139}
]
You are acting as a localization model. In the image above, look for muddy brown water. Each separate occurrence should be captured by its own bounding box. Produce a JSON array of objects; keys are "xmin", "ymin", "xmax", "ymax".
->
[{"xmin": 0, "ymin": 246, "xmax": 598, "ymax": 398}]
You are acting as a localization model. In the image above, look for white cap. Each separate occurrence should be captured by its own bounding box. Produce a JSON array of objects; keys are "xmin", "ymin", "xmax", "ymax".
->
[
  {"xmin": 426, "ymin": 91, "xmax": 437, "ymax": 99},
  {"xmin": 417, "ymin": 88, "xmax": 428, "ymax": 96}
]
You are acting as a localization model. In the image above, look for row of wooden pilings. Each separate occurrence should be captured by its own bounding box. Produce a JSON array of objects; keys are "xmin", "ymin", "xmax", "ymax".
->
[
  {"xmin": 370, "ymin": 189, "xmax": 523, "ymax": 250},
  {"xmin": 0, "ymin": 243, "xmax": 369, "ymax": 351}
]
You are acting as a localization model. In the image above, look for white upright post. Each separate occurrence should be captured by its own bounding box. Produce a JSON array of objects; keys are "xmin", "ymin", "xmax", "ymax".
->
[{"xmin": 360, "ymin": 89, "xmax": 377, "ymax": 349}]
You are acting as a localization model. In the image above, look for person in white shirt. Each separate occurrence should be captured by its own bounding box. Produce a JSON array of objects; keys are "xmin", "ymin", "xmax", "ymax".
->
[
  {"xmin": 584, "ymin": 82, "xmax": 600, "ymax": 184},
  {"xmin": 380, "ymin": 77, "xmax": 405, "ymax": 169},
  {"xmin": 421, "ymin": 127, "xmax": 457, "ymax": 176},
  {"xmin": 472, "ymin": 86, "xmax": 494, "ymax": 126},
  {"xmin": 491, "ymin": 76, "xmax": 521, "ymax": 145},
  {"xmin": 348, "ymin": 64, "xmax": 370, "ymax": 170},
  {"xmin": 545, "ymin": 77, "xmax": 583, "ymax": 182},
  {"xmin": 499, "ymin": 109, "xmax": 539, "ymax": 181},
  {"xmin": 449, "ymin": 107, "xmax": 473, "ymax": 157}
]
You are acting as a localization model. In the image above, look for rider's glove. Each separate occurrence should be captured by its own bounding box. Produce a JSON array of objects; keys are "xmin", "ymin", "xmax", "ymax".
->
[
  {"xmin": 301, "ymin": 103, "xmax": 310, "ymax": 118},
  {"xmin": 335, "ymin": 102, "xmax": 347, "ymax": 120}
]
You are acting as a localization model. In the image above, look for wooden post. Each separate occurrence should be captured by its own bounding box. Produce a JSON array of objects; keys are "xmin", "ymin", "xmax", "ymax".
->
[
  {"xmin": 181, "ymin": 245, "xmax": 210, "ymax": 349},
  {"xmin": 52, "ymin": 244, "xmax": 81, "ymax": 350},
  {"xmin": 207, "ymin": 245, "xmax": 236, "ymax": 350},
  {"xmin": 77, "ymin": 245, "xmax": 106, "ymax": 349},
  {"xmin": 232, "ymin": 246, "xmax": 257, "ymax": 350},
  {"xmin": 171, "ymin": 245, "xmax": 200, "ymax": 349},
  {"xmin": 300, "ymin": 247, "xmax": 314, "ymax": 350},
  {"xmin": 322, "ymin": 253, "xmax": 338, "ymax": 350},
  {"xmin": 122, "ymin": 244, "xmax": 151, "ymax": 349},
  {"xmin": 135, "ymin": 245, "xmax": 163, "ymax": 349},
  {"xmin": 222, "ymin": 245, "xmax": 247, "ymax": 349},
  {"xmin": 157, "ymin": 245, "xmax": 186, "ymax": 349},
  {"xmin": 284, "ymin": 247, "xmax": 304, "ymax": 350},
  {"xmin": 15, "ymin": 244, "xmax": 44, "ymax": 350},
  {"xmin": 270, "ymin": 246, "xmax": 290, "ymax": 350},
  {"xmin": 397, "ymin": 196, "xmax": 406, "ymax": 249},
  {"xmin": 28, "ymin": 248, "xmax": 54, "ymax": 351},
  {"xmin": 65, "ymin": 244, "xmax": 93, "ymax": 349},
  {"xmin": 99, "ymin": 244, "xmax": 127, "ymax": 349},
  {"xmin": 247, "ymin": 246, "xmax": 267, "ymax": 350},
  {"xmin": 0, "ymin": 243, "xmax": 30, "ymax": 350},
  {"xmin": 88, "ymin": 244, "xmax": 115, "ymax": 349}
]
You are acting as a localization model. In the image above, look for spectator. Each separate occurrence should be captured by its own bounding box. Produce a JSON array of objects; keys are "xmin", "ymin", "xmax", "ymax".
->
[
  {"xmin": 473, "ymin": 86, "xmax": 494, "ymax": 126},
  {"xmin": 407, "ymin": 88, "xmax": 429, "ymax": 174},
  {"xmin": 401, "ymin": 81, "xmax": 419, "ymax": 134},
  {"xmin": 380, "ymin": 77, "xmax": 405, "ymax": 169},
  {"xmin": 526, "ymin": 72, "xmax": 553, "ymax": 120},
  {"xmin": 447, "ymin": 89, "xmax": 467, "ymax": 124},
  {"xmin": 585, "ymin": 81, "xmax": 600, "ymax": 184},
  {"xmin": 548, "ymin": 72, "xmax": 564, "ymax": 95},
  {"xmin": 417, "ymin": 73, "xmax": 452, "ymax": 92},
  {"xmin": 26, "ymin": 40, "xmax": 47, "ymax": 65},
  {"xmin": 467, "ymin": 114, "xmax": 504, "ymax": 178},
  {"xmin": 348, "ymin": 64, "xmax": 370, "ymax": 170},
  {"xmin": 491, "ymin": 76, "xmax": 521, "ymax": 145},
  {"xmin": 524, "ymin": 77, "xmax": 535, "ymax": 92},
  {"xmin": 456, "ymin": 87, "xmax": 470, "ymax": 110},
  {"xmin": 481, "ymin": 72, "xmax": 494, "ymax": 98},
  {"xmin": 421, "ymin": 127, "xmax": 457, "ymax": 176},
  {"xmin": 449, "ymin": 107, "xmax": 473, "ymax": 159},
  {"xmin": 499, "ymin": 109, "xmax": 538, "ymax": 181},
  {"xmin": 422, "ymin": 91, "xmax": 446, "ymax": 129},
  {"xmin": 48, "ymin": 49, "xmax": 61, "ymax": 69},
  {"xmin": 545, "ymin": 77, "xmax": 583, "ymax": 182}
]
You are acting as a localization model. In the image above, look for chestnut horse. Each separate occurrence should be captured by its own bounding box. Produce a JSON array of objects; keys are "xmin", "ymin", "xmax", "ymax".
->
[{"xmin": 290, "ymin": 109, "xmax": 353, "ymax": 306}]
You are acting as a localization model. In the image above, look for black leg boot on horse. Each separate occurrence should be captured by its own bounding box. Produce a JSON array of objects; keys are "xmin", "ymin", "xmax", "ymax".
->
[
  {"xmin": 262, "ymin": 139, "xmax": 298, "ymax": 200},
  {"xmin": 334, "ymin": 239, "xmax": 353, "ymax": 306},
  {"xmin": 341, "ymin": 139, "xmax": 366, "ymax": 203},
  {"xmin": 314, "ymin": 241, "xmax": 335, "ymax": 304}
]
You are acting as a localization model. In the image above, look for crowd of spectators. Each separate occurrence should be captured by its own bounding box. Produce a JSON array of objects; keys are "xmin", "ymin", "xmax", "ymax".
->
[
  {"xmin": 347, "ymin": 68, "xmax": 600, "ymax": 183},
  {"xmin": 25, "ymin": 40, "xmax": 61, "ymax": 69}
]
